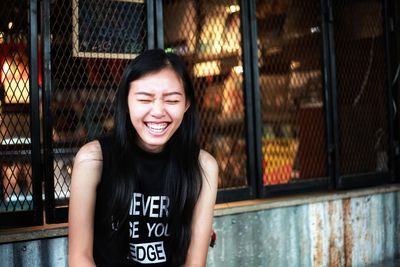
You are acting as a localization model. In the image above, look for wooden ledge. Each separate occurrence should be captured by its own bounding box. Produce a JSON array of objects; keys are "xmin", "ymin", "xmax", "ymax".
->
[
  {"xmin": 214, "ymin": 184, "xmax": 400, "ymax": 217},
  {"xmin": 0, "ymin": 223, "xmax": 68, "ymax": 244}
]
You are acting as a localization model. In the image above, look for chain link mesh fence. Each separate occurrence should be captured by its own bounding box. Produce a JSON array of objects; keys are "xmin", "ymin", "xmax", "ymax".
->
[
  {"xmin": 256, "ymin": 0, "xmax": 327, "ymax": 185},
  {"xmin": 0, "ymin": 0, "xmax": 33, "ymax": 212},
  {"xmin": 164, "ymin": 0, "xmax": 247, "ymax": 189},
  {"xmin": 0, "ymin": 0, "xmax": 395, "ymax": 223},
  {"xmin": 333, "ymin": 0, "xmax": 389, "ymax": 175},
  {"xmin": 50, "ymin": 0, "xmax": 146, "ymax": 205}
]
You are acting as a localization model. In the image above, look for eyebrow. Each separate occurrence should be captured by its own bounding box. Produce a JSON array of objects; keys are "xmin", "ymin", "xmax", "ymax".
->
[{"xmin": 134, "ymin": 91, "xmax": 184, "ymax": 97}]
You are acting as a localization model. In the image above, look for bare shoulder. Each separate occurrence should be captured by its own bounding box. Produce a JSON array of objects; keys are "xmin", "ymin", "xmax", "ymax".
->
[
  {"xmin": 71, "ymin": 140, "xmax": 103, "ymax": 188},
  {"xmin": 199, "ymin": 150, "xmax": 218, "ymax": 172},
  {"xmin": 199, "ymin": 149, "xmax": 218, "ymax": 189},
  {"xmin": 74, "ymin": 140, "xmax": 103, "ymax": 164}
]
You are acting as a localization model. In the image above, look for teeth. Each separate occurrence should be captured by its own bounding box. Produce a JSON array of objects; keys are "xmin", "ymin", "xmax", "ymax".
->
[{"xmin": 146, "ymin": 122, "xmax": 168, "ymax": 133}]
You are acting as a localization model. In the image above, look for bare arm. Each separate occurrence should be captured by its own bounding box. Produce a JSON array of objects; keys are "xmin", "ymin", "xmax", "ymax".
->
[
  {"xmin": 184, "ymin": 150, "xmax": 218, "ymax": 267},
  {"xmin": 68, "ymin": 140, "xmax": 103, "ymax": 267}
]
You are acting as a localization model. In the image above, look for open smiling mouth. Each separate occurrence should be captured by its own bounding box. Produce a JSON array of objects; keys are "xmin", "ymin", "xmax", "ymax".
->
[{"xmin": 145, "ymin": 122, "xmax": 170, "ymax": 134}]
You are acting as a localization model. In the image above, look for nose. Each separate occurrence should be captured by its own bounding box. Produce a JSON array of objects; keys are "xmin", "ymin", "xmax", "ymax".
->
[{"xmin": 151, "ymin": 99, "xmax": 165, "ymax": 117}]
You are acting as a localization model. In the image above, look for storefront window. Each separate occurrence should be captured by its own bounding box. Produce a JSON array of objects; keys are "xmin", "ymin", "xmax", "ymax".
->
[
  {"xmin": 0, "ymin": 0, "xmax": 395, "ymax": 228},
  {"xmin": 0, "ymin": 1, "xmax": 33, "ymax": 213},
  {"xmin": 333, "ymin": 0, "xmax": 389, "ymax": 175},
  {"xmin": 256, "ymin": 0, "xmax": 327, "ymax": 185},
  {"xmin": 164, "ymin": 0, "xmax": 248, "ymax": 189},
  {"xmin": 49, "ymin": 0, "xmax": 146, "ymax": 209}
]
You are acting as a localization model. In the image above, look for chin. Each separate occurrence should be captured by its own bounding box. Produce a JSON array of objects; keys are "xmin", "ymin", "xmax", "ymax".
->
[{"xmin": 141, "ymin": 139, "xmax": 168, "ymax": 151}]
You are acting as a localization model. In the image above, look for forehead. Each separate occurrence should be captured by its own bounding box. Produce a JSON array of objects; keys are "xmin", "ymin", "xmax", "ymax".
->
[{"xmin": 129, "ymin": 68, "xmax": 184, "ymax": 94}]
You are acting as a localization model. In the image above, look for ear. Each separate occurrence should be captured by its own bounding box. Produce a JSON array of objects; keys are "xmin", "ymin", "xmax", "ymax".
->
[{"xmin": 185, "ymin": 100, "xmax": 190, "ymax": 112}]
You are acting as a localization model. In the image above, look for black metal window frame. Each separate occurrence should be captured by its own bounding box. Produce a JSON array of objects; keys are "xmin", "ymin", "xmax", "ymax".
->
[
  {"xmin": 0, "ymin": 0, "xmax": 43, "ymax": 228},
  {"xmin": 1, "ymin": 0, "xmax": 399, "ymax": 228},
  {"xmin": 328, "ymin": 0, "xmax": 397, "ymax": 190},
  {"xmin": 248, "ymin": 0, "xmax": 399, "ymax": 198},
  {"xmin": 393, "ymin": 0, "xmax": 400, "ymax": 178},
  {"xmin": 159, "ymin": 0, "xmax": 400, "ymax": 200},
  {"xmin": 41, "ymin": 0, "xmax": 159, "ymax": 224}
]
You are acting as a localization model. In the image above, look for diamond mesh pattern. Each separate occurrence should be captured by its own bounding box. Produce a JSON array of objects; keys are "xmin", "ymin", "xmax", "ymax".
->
[
  {"xmin": 333, "ymin": 0, "xmax": 389, "ymax": 175},
  {"xmin": 164, "ymin": 0, "xmax": 247, "ymax": 188},
  {"xmin": 256, "ymin": 0, "xmax": 327, "ymax": 185},
  {"xmin": 50, "ymin": 0, "xmax": 146, "ymax": 204},
  {"xmin": 0, "ymin": 0, "xmax": 33, "ymax": 211}
]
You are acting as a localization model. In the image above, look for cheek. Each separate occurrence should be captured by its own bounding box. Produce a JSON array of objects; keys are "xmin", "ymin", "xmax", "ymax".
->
[
  {"xmin": 128, "ymin": 104, "xmax": 146, "ymax": 122},
  {"xmin": 169, "ymin": 106, "xmax": 187, "ymax": 120},
  {"xmin": 128, "ymin": 99, "xmax": 146, "ymax": 114}
]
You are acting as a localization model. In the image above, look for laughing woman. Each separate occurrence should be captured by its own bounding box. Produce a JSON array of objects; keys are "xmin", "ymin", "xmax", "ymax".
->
[{"xmin": 68, "ymin": 49, "xmax": 218, "ymax": 267}]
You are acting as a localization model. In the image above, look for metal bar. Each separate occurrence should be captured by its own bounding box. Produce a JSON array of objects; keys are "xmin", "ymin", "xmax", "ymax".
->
[
  {"xmin": 42, "ymin": 0, "xmax": 57, "ymax": 223},
  {"xmin": 263, "ymin": 178, "xmax": 330, "ymax": 197},
  {"xmin": 247, "ymin": 0, "xmax": 265, "ymax": 197},
  {"xmin": 321, "ymin": 0, "xmax": 336, "ymax": 189},
  {"xmin": 325, "ymin": 0, "xmax": 342, "ymax": 188},
  {"xmin": 155, "ymin": 0, "xmax": 164, "ymax": 49},
  {"xmin": 394, "ymin": 0, "xmax": 400, "ymax": 182},
  {"xmin": 146, "ymin": 0, "xmax": 155, "ymax": 49},
  {"xmin": 338, "ymin": 172, "xmax": 391, "ymax": 189},
  {"xmin": 53, "ymin": 207, "xmax": 68, "ymax": 223},
  {"xmin": 238, "ymin": 0, "xmax": 256, "ymax": 199},
  {"xmin": 216, "ymin": 187, "xmax": 252, "ymax": 203},
  {"xmin": 29, "ymin": 0, "xmax": 43, "ymax": 226},
  {"xmin": 0, "ymin": 211, "xmax": 37, "ymax": 229},
  {"xmin": 383, "ymin": 0, "xmax": 397, "ymax": 183}
]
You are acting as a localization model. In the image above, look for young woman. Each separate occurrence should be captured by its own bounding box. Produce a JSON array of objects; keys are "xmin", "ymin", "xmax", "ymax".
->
[{"xmin": 68, "ymin": 49, "xmax": 218, "ymax": 267}]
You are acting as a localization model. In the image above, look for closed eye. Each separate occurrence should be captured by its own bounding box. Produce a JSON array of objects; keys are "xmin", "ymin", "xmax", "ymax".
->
[
  {"xmin": 137, "ymin": 99, "xmax": 152, "ymax": 103},
  {"xmin": 165, "ymin": 100, "xmax": 180, "ymax": 104}
]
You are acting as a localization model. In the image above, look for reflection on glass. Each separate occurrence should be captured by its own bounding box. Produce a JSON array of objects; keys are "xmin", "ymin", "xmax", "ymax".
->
[
  {"xmin": 50, "ymin": 0, "xmax": 134, "ymax": 208},
  {"xmin": 0, "ymin": 30, "xmax": 33, "ymax": 211},
  {"xmin": 256, "ymin": 0, "xmax": 327, "ymax": 185},
  {"xmin": 1, "ymin": 51, "xmax": 30, "ymax": 104},
  {"xmin": 1, "ymin": 162, "xmax": 33, "ymax": 212},
  {"xmin": 164, "ymin": 0, "xmax": 247, "ymax": 189},
  {"xmin": 333, "ymin": 0, "xmax": 388, "ymax": 175}
]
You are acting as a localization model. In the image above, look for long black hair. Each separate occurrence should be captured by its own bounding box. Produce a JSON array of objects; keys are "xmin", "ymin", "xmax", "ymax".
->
[{"xmin": 107, "ymin": 49, "xmax": 202, "ymax": 266}]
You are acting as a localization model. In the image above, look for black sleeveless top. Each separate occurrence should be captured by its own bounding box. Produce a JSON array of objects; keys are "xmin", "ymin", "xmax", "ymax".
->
[{"xmin": 93, "ymin": 136, "xmax": 172, "ymax": 266}]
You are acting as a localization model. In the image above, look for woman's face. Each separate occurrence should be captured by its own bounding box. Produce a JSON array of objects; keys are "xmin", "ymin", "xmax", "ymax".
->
[{"xmin": 127, "ymin": 68, "xmax": 189, "ymax": 153}]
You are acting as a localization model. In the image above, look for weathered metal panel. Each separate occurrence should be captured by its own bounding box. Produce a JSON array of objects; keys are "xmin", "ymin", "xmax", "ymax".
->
[
  {"xmin": 207, "ymin": 191, "xmax": 400, "ymax": 267},
  {"xmin": 0, "ymin": 191, "xmax": 399, "ymax": 267},
  {"xmin": 208, "ymin": 205, "xmax": 312, "ymax": 267},
  {"xmin": 0, "ymin": 237, "xmax": 68, "ymax": 267},
  {"xmin": 309, "ymin": 200, "xmax": 345, "ymax": 267},
  {"xmin": 346, "ymin": 193, "xmax": 400, "ymax": 267}
]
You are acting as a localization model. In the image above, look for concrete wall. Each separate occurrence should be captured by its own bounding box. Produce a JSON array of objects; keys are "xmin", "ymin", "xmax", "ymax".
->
[{"xmin": 0, "ymin": 188, "xmax": 399, "ymax": 267}]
